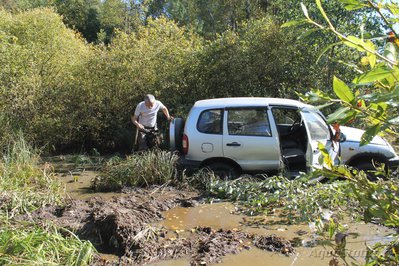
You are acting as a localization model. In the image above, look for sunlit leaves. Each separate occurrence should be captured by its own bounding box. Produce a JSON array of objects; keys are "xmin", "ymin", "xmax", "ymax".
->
[
  {"xmin": 354, "ymin": 66, "xmax": 392, "ymax": 84},
  {"xmin": 281, "ymin": 19, "xmax": 308, "ymax": 28},
  {"xmin": 327, "ymin": 107, "xmax": 357, "ymax": 124},
  {"xmin": 360, "ymin": 124, "xmax": 381, "ymax": 145},
  {"xmin": 343, "ymin": 35, "xmax": 368, "ymax": 52},
  {"xmin": 317, "ymin": 142, "xmax": 333, "ymax": 168},
  {"xmin": 298, "ymin": 89, "xmax": 333, "ymax": 103},
  {"xmin": 365, "ymin": 40, "xmax": 376, "ymax": 68},
  {"xmin": 333, "ymin": 76, "xmax": 354, "ymax": 103},
  {"xmin": 301, "ymin": 3, "xmax": 310, "ymax": 19},
  {"xmin": 338, "ymin": 0, "xmax": 368, "ymax": 11},
  {"xmin": 387, "ymin": 3, "xmax": 399, "ymax": 16},
  {"xmin": 384, "ymin": 42, "xmax": 398, "ymax": 64}
]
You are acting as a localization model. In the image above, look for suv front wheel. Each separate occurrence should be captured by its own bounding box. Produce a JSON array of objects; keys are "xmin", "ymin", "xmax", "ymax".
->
[{"xmin": 203, "ymin": 162, "xmax": 240, "ymax": 179}]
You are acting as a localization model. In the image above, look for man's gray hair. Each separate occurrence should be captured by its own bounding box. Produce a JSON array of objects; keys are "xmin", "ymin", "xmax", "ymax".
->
[{"xmin": 144, "ymin": 94, "xmax": 156, "ymax": 103}]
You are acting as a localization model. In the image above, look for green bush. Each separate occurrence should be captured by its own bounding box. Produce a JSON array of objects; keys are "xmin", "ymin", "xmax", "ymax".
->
[
  {"xmin": 0, "ymin": 7, "xmax": 357, "ymax": 152},
  {"xmin": 0, "ymin": 8, "xmax": 91, "ymax": 149},
  {"xmin": 93, "ymin": 150, "xmax": 179, "ymax": 190}
]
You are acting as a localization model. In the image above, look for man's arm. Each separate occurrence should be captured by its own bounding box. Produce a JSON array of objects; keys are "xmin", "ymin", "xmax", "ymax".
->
[
  {"xmin": 131, "ymin": 114, "xmax": 144, "ymax": 130},
  {"xmin": 162, "ymin": 106, "xmax": 173, "ymax": 121}
]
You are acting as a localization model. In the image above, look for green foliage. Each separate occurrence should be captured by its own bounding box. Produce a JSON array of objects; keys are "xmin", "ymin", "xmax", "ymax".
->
[
  {"xmin": 0, "ymin": 221, "xmax": 96, "ymax": 265},
  {"xmin": 205, "ymin": 175, "xmax": 357, "ymax": 223},
  {"xmin": 294, "ymin": 1, "xmax": 399, "ymax": 264},
  {"xmin": 0, "ymin": 133, "xmax": 63, "ymax": 217},
  {"xmin": 54, "ymin": 0, "xmax": 101, "ymax": 42},
  {"xmin": 365, "ymin": 239, "xmax": 399, "ymax": 266},
  {"xmin": 0, "ymin": 5, "xmax": 381, "ymax": 152},
  {"xmin": 0, "ymin": 133, "xmax": 97, "ymax": 265},
  {"xmin": 93, "ymin": 150, "xmax": 179, "ymax": 190},
  {"xmin": 314, "ymin": 160, "xmax": 399, "ymax": 229},
  {"xmin": 298, "ymin": 0, "xmax": 399, "ymax": 144},
  {"xmin": 0, "ymin": 0, "xmax": 52, "ymax": 10},
  {"xmin": 0, "ymin": 8, "xmax": 91, "ymax": 149},
  {"xmin": 311, "ymin": 158, "xmax": 399, "ymax": 264}
]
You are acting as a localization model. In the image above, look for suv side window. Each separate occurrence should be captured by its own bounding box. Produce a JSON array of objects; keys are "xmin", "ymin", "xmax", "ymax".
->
[
  {"xmin": 197, "ymin": 109, "xmax": 222, "ymax": 134},
  {"xmin": 227, "ymin": 108, "xmax": 271, "ymax": 136},
  {"xmin": 271, "ymin": 108, "xmax": 299, "ymax": 125}
]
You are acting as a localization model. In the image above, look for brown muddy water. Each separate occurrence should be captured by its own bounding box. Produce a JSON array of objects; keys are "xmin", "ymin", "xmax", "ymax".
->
[
  {"xmin": 47, "ymin": 157, "xmax": 396, "ymax": 266},
  {"xmin": 150, "ymin": 203, "xmax": 395, "ymax": 266}
]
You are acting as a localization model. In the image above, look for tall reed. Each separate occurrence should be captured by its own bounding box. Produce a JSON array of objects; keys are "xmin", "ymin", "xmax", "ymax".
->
[
  {"xmin": 0, "ymin": 133, "xmax": 63, "ymax": 217},
  {"xmin": 0, "ymin": 221, "xmax": 96, "ymax": 265},
  {"xmin": 94, "ymin": 149, "xmax": 179, "ymax": 190},
  {"xmin": 0, "ymin": 133, "xmax": 97, "ymax": 265}
]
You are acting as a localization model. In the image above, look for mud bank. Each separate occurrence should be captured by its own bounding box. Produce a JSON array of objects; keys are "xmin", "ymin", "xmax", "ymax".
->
[{"xmin": 22, "ymin": 186, "xmax": 294, "ymax": 265}]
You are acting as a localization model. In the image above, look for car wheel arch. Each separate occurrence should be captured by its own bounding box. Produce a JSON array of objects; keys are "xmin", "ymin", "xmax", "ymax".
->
[
  {"xmin": 346, "ymin": 153, "xmax": 389, "ymax": 169},
  {"xmin": 200, "ymin": 158, "xmax": 242, "ymax": 174}
]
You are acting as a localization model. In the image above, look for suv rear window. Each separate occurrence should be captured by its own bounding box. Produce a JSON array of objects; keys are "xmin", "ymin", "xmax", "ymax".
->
[
  {"xmin": 227, "ymin": 108, "xmax": 271, "ymax": 136},
  {"xmin": 197, "ymin": 109, "xmax": 222, "ymax": 134}
]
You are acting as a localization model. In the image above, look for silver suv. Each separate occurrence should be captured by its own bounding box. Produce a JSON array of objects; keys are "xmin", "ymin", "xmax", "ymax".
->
[{"xmin": 170, "ymin": 97, "xmax": 399, "ymax": 177}]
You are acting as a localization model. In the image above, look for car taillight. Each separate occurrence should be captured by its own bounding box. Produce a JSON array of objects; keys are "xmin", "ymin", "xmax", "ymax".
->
[{"xmin": 182, "ymin": 134, "xmax": 189, "ymax": 154}]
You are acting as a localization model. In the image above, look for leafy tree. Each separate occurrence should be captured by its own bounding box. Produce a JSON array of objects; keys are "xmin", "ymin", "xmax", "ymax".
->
[
  {"xmin": 0, "ymin": 8, "xmax": 91, "ymax": 149},
  {"xmin": 298, "ymin": 0, "xmax": 398, "ymax": 142},
  {"xmin": 99, "ymin": 0, "xmax": 127, "ymax": 42},
  {"xmin": 0, "ymin": 0, "xmax": 52, "ymax": 10},
  {"xmin": 142, "ymin": 0, "xmax": 269, "ymax": 37},
  {"xmin": 291, "ymin": 1, "xmax": 399, "ymax": 263},
  {"xmin": 54, "ymin": 0, "xmax": 101, "ymax": 42}
]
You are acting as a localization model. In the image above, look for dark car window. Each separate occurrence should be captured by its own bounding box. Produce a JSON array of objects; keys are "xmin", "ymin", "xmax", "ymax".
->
[
  {"xmin": 227, "ymin": 108, "xmax": 271, "ymax": 136},
  {"xmin": 197, "ymin": 109, "xmax": 222, "ymax": 134},
  {"xmin": 271, "ymin": 108, "xmax": 299, "ymax": 126}
]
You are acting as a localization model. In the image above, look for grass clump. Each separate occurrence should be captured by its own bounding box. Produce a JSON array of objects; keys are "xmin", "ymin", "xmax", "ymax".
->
[
  {"xmin": 0, "ymin": 134, "xmax": 97, "ymax": 265},
  {"xmin": 0, "ymin": 133, "xmax": 63, "ymax": 217},
  {"xmin": 0, "ymin": 221, "xmax": 96, "ymax": 265},
  {"xmin": 93, "ymin": 149, "xmax": 179, "ymax": 191}
]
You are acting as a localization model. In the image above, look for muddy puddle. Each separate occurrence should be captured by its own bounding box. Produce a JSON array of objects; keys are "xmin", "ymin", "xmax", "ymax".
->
[
  {"xmin": 40, "ymin": 157, "xmax": 396, "ymax": 266},
  {"xmin": 152, "ymin": 202, "xmax": 395, "ymax": 266},
  {"xmin": 47, "ymin": 155, "xmax": 120, "ymax": 200},
  {"xmin": 58, "ymin": 169, "xmax": 121, "ymax": 200}
]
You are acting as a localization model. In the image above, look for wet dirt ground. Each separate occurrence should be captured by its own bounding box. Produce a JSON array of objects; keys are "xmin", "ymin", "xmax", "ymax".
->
[
  {"xmin": 152, "ymin": 203, "xmax": 395, "ymax": 266},
  {"xmin": 33, "ymin": 156, "xmax": 396, "ymax": 266}
]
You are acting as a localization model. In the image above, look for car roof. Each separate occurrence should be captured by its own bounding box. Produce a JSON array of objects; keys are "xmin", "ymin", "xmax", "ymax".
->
[{"xmin": 193, "ymin": 97, "xmax": 314, "ymax": 109}]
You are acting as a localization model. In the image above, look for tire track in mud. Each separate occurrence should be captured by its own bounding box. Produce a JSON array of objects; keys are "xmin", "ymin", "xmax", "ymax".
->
[{"xmin": 22, "ymin": 187, "xmax": 294, "ymax": 265}]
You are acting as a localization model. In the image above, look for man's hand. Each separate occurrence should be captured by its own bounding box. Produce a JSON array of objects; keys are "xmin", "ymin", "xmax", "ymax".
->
[{"xmin": 167, "ymin": 116, "xmax": 174, "ymax": 122}]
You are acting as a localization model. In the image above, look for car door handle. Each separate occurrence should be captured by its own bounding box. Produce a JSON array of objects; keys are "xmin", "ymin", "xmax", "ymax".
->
[{"xmin": 226, "ymin": 142, "xmax": 241, "ymax": 147}]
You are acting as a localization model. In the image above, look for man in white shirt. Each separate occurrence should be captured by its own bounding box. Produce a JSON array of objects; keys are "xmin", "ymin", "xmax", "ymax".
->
[{"xmin": 132, "ymin": 94, "xmax": 173, "ymax": 151}]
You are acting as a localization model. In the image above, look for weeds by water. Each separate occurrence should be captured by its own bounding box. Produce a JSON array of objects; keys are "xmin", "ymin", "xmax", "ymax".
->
[
  {"xmin": 200, "ymin": 162, "xmax": 399, "ymax": 265},
  {"xmin": 0, "ymin": 133, "xmax": 62, "ymax": 217},
  {"xmin": 0, "ymin": 134, "xmax": 97, "ymax": 265},
  {"xmin": 204, "ymin": 174, "xmax": 357, "ymax": 223},
  {"xmin": 0, "ymin": 221, "xmax": 96, "ymax": 265},
  {"xmin": 93, "ymin": 149, "xmax": 179, "ymax": 190}
]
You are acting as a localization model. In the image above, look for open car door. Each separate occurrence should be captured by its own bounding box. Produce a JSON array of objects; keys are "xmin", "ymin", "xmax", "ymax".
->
[{"xmin": 301, "ymin": 110, "xmax": 339, "ymax": 170}]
